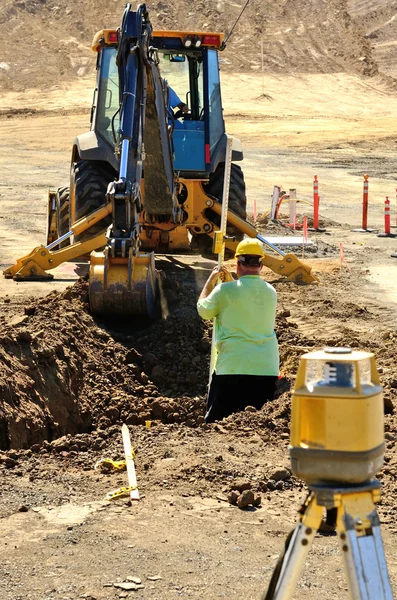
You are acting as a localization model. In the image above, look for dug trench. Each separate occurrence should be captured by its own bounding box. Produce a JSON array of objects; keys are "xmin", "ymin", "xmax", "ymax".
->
[{"xmin": 0, "ymin": 222, "xmax": 397, "ymax": 536}]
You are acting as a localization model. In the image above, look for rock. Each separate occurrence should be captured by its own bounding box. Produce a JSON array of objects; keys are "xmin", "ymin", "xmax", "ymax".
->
[
  {"xmin": 275, "ymin": 480, "xmax": 284, "ymax": 490},
  {"xmin": 253, "ymin": 495, "xmax": 262, "ymax": 507},
  {"xmin": 113, "ymin": 582, "xmax": 145, "ymax": 591},
  {"xmin": 147, "ymin": 575, "xmax": 162, "ymax": 581},
  {"xmin": 384, "ymin": 395, "xmax": 394, "ymax": 415},
  {"xmin": 151, "ymin": 400, "xmax": 165, "ymax": 418},
  {"xmin": 267, "ymin": 479, "xmax": 277, "ymax": 491},
  {"xmin": 17, "ymin": 329, "xmax": 33, "ymax": 343},
  {"xmin": 244, "ymin": 405, "xmax": 257, "ymax": 413},
  {"xmin": 231, "ymin": 479, "xmax": 251, "ymax": 493},
  {"xmin": 227, "ymin": 490, "xmax": 239, "ymax": 505},
  {"xmin": 51, "ymin": 436, "xmax": 70, "ymax": 452},
  {"xmin": 269, "ymin": 468, "xmax": 291, "ymax": 481},
  {"xmin": 140, "ymin": 372, "xmax": 149, "ymax": 385},
  {"xmin": 18, "ymin": 504, "xmax": 29, "ymax": 512},
  {"xmin": 9, "ymin": 315, "xmax": 29, "ymax": 327},
  {"xmin": 4, "ymin": 457, "xmax": 18, "ymax": 468},
  {"xmin": 126, "ymin": 576, "xmax": 142, "ymax": 584},
  {"xmin": 237, "ymin": 489, "xmax": 255, "ymax": 509}
]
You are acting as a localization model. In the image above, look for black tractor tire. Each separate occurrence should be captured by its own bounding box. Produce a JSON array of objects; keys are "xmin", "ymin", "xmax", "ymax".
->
[
  {"xmin": 203, "ymin": 162, "xmax": 247, "ymax": 219},
  {"xmin": 197, "ymin": 163, "xmax": 247, "ymax": 257},
  {"xmin": 70, "ymin": 160, "xmax": 115, "ymax": 242}
]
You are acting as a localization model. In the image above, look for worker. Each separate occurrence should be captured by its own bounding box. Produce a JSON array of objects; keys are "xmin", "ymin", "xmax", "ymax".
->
[
  {"xmin": 197, "ymin": 238, "xmax": 279, "ymax": 423},
  {"xmin": 168, "ymin": 86, "xmax": 188, "ymax": 113},
  {"xmin": 167, "ymin": 86, "xmax": 189, "ymax": 128}
]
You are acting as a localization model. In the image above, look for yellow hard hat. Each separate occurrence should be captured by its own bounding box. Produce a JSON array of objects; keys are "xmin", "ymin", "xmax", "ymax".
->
[{"xmin": 235, "ymin": 238, "xmax": 265, "ymax": 258}]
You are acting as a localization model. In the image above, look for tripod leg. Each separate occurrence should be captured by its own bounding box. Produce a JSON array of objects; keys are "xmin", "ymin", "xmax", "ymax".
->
[
  {"xmin": 262, "ymin": 494, "xmax": 322, "ymax": 600},
  {"xmin": 338, "ymin": 498, "xmax": 393, "ymax": 600}
]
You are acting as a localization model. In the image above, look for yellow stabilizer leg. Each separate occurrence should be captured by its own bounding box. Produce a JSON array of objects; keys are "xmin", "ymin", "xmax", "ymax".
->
[
  {"xmin": 261, "ymin": 253, "xmax": 319, "ymax": 284},
  {"xmin": 89, "ymin": 247, "xmax": 158, "ymax": 317},
  {"xmin": 209, "ymin": 200, "xmax": 319, "ymax": 285},
  {"xmin": 4, "ymin": 203, "xmax": 111, "ymax": 281},
  {"xmin": 3, "ymin": 232, "xmax": 107, "ymax": 281}
]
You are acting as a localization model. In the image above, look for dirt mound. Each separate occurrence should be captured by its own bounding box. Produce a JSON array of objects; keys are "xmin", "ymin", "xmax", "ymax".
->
[
  {"xmin": 0, "ymin": 276, "xmax": 211, "ymax": 449},
  {"xmin": 0, "ymin": 0, "xmax": 379, "ymax": 92},
  {"xmin": 1, "ymin": 251, "xmax": 397, "ymax": 524}
]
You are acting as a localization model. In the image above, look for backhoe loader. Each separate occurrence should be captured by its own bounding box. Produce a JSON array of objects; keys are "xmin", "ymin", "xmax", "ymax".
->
[{"xmin": 4, "ymin": 3, "xmax": 318, "ymax": 317}]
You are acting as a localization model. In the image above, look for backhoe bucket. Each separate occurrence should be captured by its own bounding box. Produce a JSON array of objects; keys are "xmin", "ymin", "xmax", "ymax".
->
[{"xmin": 89, "ymin": 248, "xmax": 158, "ymax": 318}]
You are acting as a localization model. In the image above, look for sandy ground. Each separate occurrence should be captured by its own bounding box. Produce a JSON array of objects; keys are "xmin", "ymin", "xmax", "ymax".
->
[{"xmin": 1, "ymin": 72, "xmax": 397, "ymax": 599}]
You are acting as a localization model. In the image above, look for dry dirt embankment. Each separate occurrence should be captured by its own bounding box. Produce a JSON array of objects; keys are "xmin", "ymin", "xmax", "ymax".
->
[
  {"xmin": 0, "ymin": 0, "xmax": 379, "ymax": 93},
  {"xmin": 348, "ymin": 0, "xmax": 397, "ymax": 79}
]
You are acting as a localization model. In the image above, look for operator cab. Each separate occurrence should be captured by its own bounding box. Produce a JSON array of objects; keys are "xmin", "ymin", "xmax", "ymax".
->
[{"xmin": 91, "ymin": 29, "xmax": 241, "ymax": 177}]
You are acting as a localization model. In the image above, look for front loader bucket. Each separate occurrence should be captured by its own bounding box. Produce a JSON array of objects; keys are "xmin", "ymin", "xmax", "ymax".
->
[{"xmin": 89, "ymin": 248, "xmax": 158, "ymax": 318}]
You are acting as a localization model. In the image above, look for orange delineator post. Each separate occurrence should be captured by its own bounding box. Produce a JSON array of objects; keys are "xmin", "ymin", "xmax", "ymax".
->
[
  {"xmin": 362, "ymin": 174, "xmax": 369, "ymax": 230},
  {"xmin": 313, "ymin": 175, "xmax": 319, "ymax": 229},
  {"xmin": 384, "ymin": 196, "xmax": 391, "ymax": 235}
]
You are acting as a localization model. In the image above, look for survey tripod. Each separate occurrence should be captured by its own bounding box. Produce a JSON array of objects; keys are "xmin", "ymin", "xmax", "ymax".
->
[{"xmin": 262, "ymin": 478, "xmax": 393, "ymax": 600}]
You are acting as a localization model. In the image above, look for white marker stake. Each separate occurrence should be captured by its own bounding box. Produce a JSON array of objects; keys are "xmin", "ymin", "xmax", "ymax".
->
[{"xmin": 121, "ymin": 424, "xmax": 140, "ymax": 501}]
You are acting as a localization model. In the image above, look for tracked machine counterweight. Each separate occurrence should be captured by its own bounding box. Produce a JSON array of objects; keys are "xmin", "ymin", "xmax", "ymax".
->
[{"xmin": 4, "ymin": 3, "xmax": 318, "ymax": 315}]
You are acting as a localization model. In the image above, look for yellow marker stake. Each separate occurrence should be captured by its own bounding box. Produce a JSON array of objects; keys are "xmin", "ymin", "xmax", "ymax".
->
[
  {"xmin": 209, "ymin": 135, "xmax": 233, "ymax": 380},
  {"xmin": 121, "ymin": 424, "xmax": 140, "ymax": 501}
]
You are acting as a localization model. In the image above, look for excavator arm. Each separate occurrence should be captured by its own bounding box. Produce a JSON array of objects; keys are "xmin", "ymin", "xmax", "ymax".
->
[{"xmin": 89, "ymin": 3, "xmax": 181, "ymax": 316}]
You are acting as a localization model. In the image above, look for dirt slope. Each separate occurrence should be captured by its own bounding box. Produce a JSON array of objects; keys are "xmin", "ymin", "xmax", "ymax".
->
[
  {"xmin": 349, "ymin": 0, "xmax": 397, "ymax": 78},
  {"xmin": 0, "ymin": 0, "xmax": 378, "ymax": 92}
]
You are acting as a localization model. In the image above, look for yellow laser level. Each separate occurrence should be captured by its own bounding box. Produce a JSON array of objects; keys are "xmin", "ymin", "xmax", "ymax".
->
[
  {"xmin": 261, "ymin": 347, "xmax": 393, "ymax": 600},
  {"xmin": 290, "ymin": 347, "xmax": 384, "ymax": 485}
]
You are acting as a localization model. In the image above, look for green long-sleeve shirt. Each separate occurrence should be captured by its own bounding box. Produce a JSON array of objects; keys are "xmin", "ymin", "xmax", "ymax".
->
[{"xmin": 197, "ymin": 275, "xmax": 279, "ymax": 376}]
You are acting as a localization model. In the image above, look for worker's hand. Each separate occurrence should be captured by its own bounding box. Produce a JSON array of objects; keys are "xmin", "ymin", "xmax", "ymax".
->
[
  {"xmin": 177, "ymin": 102, "xmax": 189, "ymax": 114},
  {"xmin": 208, "ymin": 266, "xmax": 233, "ymax": 285},
  {"xmin": 208, "ymin": 267, "xmax": 222, "ymax": 284},
  {"xmin": 219, "ymin": 266, "xmax": 234, "ymax": 282}
]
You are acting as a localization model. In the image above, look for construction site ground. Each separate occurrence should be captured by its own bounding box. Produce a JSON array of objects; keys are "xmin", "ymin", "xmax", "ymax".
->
[{"xmin": 1, "ymin": 67, "xmax": 397, "ymax": 600}]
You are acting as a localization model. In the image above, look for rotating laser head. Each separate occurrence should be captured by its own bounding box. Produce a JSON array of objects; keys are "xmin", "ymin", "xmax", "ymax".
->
[{"xmin": 290, "ymin": 347, "xmax": 385, "ymax": 486}]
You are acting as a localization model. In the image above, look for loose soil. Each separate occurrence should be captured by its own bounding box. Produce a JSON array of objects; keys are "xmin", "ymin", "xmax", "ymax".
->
[{"xmin": 1, "ymin": 1, "xmax": 397, "ymax": 599}]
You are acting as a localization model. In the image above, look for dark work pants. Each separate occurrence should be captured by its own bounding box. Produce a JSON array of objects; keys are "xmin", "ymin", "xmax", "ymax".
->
[{"xmin": 205, "ymin": 373, "xmax": 278, "ymax": 423}]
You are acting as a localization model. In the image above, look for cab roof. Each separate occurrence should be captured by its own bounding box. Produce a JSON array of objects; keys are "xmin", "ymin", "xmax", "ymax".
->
[{"xmin": 92, "ymin": 29, "xmax": 224, "ymax": 52}]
